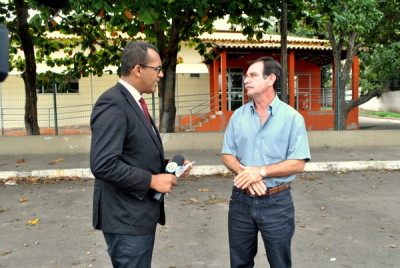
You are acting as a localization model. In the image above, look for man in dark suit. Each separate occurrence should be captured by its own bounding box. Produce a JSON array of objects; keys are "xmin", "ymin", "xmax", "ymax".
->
[{"xmin": 90, "ymin": 41, "xmax": 191, "ymax": 267}]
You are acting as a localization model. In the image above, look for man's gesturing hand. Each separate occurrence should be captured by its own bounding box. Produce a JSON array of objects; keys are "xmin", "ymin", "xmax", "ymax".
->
[{"xmin": 233, "ymin": 164, "xmax": 263, "ymax": 190}]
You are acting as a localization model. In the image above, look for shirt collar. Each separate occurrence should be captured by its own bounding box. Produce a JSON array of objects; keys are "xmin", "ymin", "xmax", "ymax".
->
[
  {"xmin": 119, "ymin": 79, "xmax": 141, "ymax": 103},
  {"xmin": 250, "ymin": 94, "xmax": 280, "ymax": 115}
]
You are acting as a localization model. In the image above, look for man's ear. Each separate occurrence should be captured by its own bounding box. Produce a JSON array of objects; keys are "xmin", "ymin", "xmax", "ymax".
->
[
  {"xmin": 268, "ymin": 73, "xmax": 277, "ymax": 86},
  {"xmin": 131, "ymin": 65, "xmax": 141, "ymax": 77}
]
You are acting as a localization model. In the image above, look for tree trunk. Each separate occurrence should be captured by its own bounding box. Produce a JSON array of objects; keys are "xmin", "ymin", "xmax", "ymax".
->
[
  {"xmin": 280, "ymin": 1, "xmax": 288, "ymax": 103},
  {"xmin": 15, "ymin": 0, "xmax": 40, "ymax": 135},
  {"xmin": 158, "ymin": 47, "xmax": 178, "ymax": 133}
]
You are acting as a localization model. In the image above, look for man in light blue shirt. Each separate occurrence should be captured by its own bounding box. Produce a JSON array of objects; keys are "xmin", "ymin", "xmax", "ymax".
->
[{"xmin": 221, "ymin": 56, "xmax": 311, "ymax": 268}]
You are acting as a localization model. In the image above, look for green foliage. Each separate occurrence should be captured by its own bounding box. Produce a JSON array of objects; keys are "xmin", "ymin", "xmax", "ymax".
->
[
  {"xmin": 2, "ymin": 0, "xmax": 297, "ymax": 78},
  {"xmin": 36, "ymin": 72, "xmax": 79, "ymax": 94},
  {"xmin": 360, "ymin": 111, "xmax": 400, "ymax": 118},
  {"xmin": 306, "ymin": 0, "xmax": 383, "ymax": 45},
  {"xmin": 364, "ymin": 0, "xmax": 400, "ymax": 47},
  {"xmin": 359, "ymin": 42, "xmax": 400, "ymax": 93}
]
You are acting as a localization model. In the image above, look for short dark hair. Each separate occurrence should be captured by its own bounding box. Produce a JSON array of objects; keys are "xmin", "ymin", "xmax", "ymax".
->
[
  {"xmin": 120, "ymin": 41, "xmax": 159, "ymax": 76},
  {"xmin": 248, "ymin": 57, "xmax": 281, "ymax": 91}
]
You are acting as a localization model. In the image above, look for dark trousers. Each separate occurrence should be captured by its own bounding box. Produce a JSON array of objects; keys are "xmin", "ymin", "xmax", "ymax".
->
[
  {"xmin": 228, "ymin": 187, "xmax": 295, "ymax": 268},
  {"xmin": 103, "ymin": 232, "xmax": 155, "ymax": 268}
]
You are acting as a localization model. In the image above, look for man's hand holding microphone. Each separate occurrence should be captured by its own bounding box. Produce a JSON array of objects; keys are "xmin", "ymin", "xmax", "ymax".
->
[{"xmin": 151, "ymin": 155, "xmax": 194, "ymax": 201}]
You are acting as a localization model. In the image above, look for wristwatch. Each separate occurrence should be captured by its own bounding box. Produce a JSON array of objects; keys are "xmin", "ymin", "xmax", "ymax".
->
[{"xmin": 259, "ymin": 166, "xmax": 267, "ymax": 178}]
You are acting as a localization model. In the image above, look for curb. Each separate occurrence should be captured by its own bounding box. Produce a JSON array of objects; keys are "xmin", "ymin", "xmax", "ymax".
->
[{"xmin": 1, "ymin": 161, "xmax": 400, "ymax": 180}]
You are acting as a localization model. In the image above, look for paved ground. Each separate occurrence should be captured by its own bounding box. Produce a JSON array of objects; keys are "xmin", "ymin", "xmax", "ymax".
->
[
  {"xmin": 359, "ymin": 115, "xmax": 400, "ymax": 130},
  {"xmin": 1, "ymin": 170, "xmax": 399, "ymax": 267}
]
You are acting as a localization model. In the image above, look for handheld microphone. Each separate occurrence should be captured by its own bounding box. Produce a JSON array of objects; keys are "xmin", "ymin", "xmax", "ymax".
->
[{"xmin": 153, "ymin": 155, "xmax": 185, "ymax": 201}]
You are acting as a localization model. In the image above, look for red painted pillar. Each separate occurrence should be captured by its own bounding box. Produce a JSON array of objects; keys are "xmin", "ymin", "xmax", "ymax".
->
[
  {"xmin": 213, "ymin": 57, "xmax": 220, "ymax": 111},
  {"xmin": 352, "ymin": 55, "xmax": 359, "ymax": 99},
  {"xmin": 209, "ymin": 61, "xmax": 215, "ymax": 110},
  {"xmin": 221, "ymin": 50, "xmax": 227, "ymax": 113},
  {"xmin": 332, "ymin": 62, "xmax": 336, "ymax": 110},
  {"xmin": 288, "ymin": 51, "xmax": 295, "ymax": 108},
  {"xmin": 352, "ymin": 54, "xmax": 360, "ymax": 126}
]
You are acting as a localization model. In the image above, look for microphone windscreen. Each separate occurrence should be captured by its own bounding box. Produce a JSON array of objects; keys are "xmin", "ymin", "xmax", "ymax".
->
[
  {"xmin": 171, "ymin": 155, "xmax": 185, "ymax": 166},
  {"xmin": 0, "ymin": 25, "xmax": 9, "ymax": 82}
]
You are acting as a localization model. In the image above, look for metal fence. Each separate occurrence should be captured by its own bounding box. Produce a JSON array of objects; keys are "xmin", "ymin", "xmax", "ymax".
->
[{"xmin": 0, "ymin": 72, "xmax": 399, "ymax": 135}]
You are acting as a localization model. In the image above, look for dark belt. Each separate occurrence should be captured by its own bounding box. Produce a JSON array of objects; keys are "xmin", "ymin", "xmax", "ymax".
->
[{"xmin": 244, "ymin": 182, "xmax": 290, "ymax": 197}]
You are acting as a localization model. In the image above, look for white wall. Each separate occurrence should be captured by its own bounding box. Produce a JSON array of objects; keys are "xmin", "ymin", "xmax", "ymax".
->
[{"xmin": 360, "ymin": 91, "xmax": 400, "ymax": 113}]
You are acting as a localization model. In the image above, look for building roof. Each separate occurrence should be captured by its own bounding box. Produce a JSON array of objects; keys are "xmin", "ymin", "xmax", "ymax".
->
[{"xmin": 200, "ymin": 31, "xmax": 338, "ymax": 66}]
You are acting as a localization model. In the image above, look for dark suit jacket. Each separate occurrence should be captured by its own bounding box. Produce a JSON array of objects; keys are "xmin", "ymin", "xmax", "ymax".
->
[{"xmin": 90, "ymin": 82, "xmax": 166, "ymax": 235}]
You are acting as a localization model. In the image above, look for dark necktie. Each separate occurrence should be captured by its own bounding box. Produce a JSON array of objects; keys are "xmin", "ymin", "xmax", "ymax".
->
[{"xmin": 139, "ymin": 97, "xmax": 151, "ymax": 123}]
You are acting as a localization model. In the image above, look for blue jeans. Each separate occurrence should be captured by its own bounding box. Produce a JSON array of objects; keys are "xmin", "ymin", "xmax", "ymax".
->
[
  {"xmin": 103, "ymin": 232, "xmax": 155, "ymax": 268},
  {"xmin": 228, "ymin": 187, "xmax": 295, "ymax": 268}
]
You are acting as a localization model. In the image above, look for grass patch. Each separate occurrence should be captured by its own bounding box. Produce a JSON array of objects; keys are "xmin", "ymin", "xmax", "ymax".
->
[{"xmin": 360, "ymin": 111, "xmax": 400, "ymax": 118}]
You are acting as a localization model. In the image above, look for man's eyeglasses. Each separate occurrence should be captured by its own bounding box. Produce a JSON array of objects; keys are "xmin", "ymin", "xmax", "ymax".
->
[{"xmin": 138, "ymin": 64, "xmax": 163, "ymax": 74}]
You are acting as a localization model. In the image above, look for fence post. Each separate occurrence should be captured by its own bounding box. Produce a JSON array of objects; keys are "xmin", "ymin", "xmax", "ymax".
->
[
  {"xmin": 52, "ymin": 74, "xmax": 59, "ymax": 135},
  {"xmin": 335, "ymin": 71, "xmax": 340, "ymax": 130}
]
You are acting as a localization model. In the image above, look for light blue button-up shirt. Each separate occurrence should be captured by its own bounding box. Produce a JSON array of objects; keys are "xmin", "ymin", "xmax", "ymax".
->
[{"xmin": 222, "ymin": 95, "xmax": 311, "ymax": 187}]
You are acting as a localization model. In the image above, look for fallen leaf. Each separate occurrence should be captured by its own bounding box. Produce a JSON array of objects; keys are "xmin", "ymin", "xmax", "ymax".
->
[
  {"xmin": 0, "ymin": 250, "xmax": 12, "ymax": 256},
  {"xmin": 198, "ymin": 188, "xmax": 209, "ymax": 192},
  {"xmin": 166, "ymin": 243, "xmax": 175, "ymax": 248},
  {"xmin": 16, "ymin": 159, "xmax": 25, "ymax": 163},
  {"xmin": 52, "ymin": 159, "xmax": 64, "ymax": 162},
  {"xmin": 27, "ymin": 218, "xmax": 40, "ymax": 225},
  {"xmin": 18, "ymin": 198, "xmax": 28, "ymax": 203}
]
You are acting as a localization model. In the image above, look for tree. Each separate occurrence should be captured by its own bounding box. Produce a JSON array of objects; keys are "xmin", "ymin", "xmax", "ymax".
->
[
  {"xmin": 306, "ymin": 0, "xmax": 399, "ymax": 130},
  {"xmin": 358, "ymin": 0, "xmax": 400, "ymax": 98},
  {"xmin": 1, "ymin": 0, "xmax": 78, "ymax": 135},
  {"xmin": 59, "ymin": 0, "xmax": 288, "ymax": 132},
  {"xmin": 3, "ymin": 0, "xmax": 305, "ymax": 133}
]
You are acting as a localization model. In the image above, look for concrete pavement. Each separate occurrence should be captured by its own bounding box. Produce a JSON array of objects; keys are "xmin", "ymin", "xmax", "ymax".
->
[{"xmin": 1, "ymin": 171, "xmax": 399, "ymax": 267}]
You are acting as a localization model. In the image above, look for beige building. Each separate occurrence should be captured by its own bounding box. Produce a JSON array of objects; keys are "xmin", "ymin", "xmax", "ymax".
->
[{"xmin": 0, "ymin": 43, "xmax": 210, "ymax": 135}]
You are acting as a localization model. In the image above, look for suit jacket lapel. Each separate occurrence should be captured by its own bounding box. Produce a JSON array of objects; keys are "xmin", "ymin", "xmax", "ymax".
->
[{"xmin": 116, "ymin": 84, "xmax": 164, "ymax": 156}]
